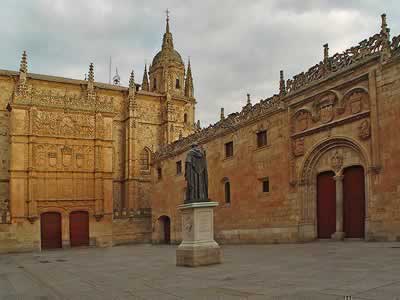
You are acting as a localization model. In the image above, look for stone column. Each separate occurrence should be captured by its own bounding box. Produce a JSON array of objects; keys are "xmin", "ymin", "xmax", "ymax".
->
[{"xmin": 332, "ymin": 175, "xmax": 345, "ymax": 240}]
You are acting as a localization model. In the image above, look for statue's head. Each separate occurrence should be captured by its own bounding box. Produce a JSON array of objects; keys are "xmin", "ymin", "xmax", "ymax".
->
[{"xmin": 191, "ymin": 142, "xmax": 198, "ymax": 148}]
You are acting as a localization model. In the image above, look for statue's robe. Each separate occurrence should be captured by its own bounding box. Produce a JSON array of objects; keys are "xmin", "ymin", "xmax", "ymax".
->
[{"xmin": 185, "ymin": 148, "xmax": 208, "ymax": 203}]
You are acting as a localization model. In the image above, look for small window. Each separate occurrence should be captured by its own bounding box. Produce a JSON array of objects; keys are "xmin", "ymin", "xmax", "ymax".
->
[
  {"xmin": 257, "ymin": 130, "xmax": 267, "ymax": 148},
  {"xmin": 262, "ymin": 178, "xmax": 270, "ymax": 193},
  {"xmin": 176, "ymin": 161, "xmax": 182, "ymax": 175},
  {"xmin": 157, "ymin": 167, "xmax": 162, "ymax": 180},
  {"xmin": 176, "ymin": 78, "xmax": 180, "ymax": 89},
  {"xmin": 153, "ymin": 78, "xmax": 157, "ymax": 90},
  {"xmin": 225, "ymin": 141, "xmax": 233, "ymax": 158},
  {"xmin": 184, "ymin": 113, "xmax": 188, "ymax": 124},
  {"xmin": 225, "ymin": 181, "xmax": 231, "ymax": 204}
]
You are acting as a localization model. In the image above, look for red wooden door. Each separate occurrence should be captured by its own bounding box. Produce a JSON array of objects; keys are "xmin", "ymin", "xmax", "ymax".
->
[
  {"xmin": 343, "ymin": 166, "xmax": 365, "ymax": 238},
  {"xmin": 317, "ymin": 171, "xmax": 336, "ymax": 238},
  {"xmin": 41, "ymin": 212, "xmax": 62, "ymax": 249},
  {"xmin": 69, "ymin": 211, "xmax": 89, "ymax": 247},
  {"xmin": 164, "ymin": 217, "xmax": 171, "ymax": 244}
]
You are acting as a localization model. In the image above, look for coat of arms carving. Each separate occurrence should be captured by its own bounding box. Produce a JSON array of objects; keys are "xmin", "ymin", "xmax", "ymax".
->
[
  {"xmin": 61, "ymin": 146, "xmax": 73, "ymax": 167},
  {"xmin": 76, "ymin": 153, "xmax": 84, "ymax": 168},
  {"xmin": 292, "ymin": 138, "xmax": 305, "ymax": 157},
  {"xmin": 48, "ymin": 152, "xmax": 57, "ymax": 167},
  {"xmin": 349, "ymin": 92, "xmax": 363, "ymax": 114}
]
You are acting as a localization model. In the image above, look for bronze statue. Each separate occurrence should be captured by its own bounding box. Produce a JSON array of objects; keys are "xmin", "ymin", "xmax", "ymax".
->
[{"xmin": 185, "ymin": 143, "xmax": 209, "ymax": 203}]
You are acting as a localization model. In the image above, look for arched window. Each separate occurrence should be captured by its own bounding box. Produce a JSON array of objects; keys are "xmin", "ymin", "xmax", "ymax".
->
[
  {"xmin": 153, "ymin": 78, "xmax": 157, "ymax": 90},
  {"xmin": 176, "ymin": 78, "xmax": 180, "ymax": 89},
  {"xmin": 140, "ymin": 148, "xmax": 150, "ymax": 171},
  {"xmin": 184, "ymin": 113, "xmax": 188, "ymax": 124},
  {"xmin": 224, "ymin": 181, "xmax": 231, "ymax": 204}
]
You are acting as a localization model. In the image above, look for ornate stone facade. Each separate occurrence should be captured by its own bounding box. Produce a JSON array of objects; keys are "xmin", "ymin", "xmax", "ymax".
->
[{"xmin": 0, "ymin": 17, "xmax": 195, "ymax": 253}]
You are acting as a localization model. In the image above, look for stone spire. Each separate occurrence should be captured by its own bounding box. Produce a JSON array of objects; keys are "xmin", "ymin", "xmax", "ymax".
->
[
  {"xmin": 162, "ymin": 9, "xmax": 174, "ymax": 50},
  {"xmin": 16, "ymin": 51, "xmax": 28, "ymax": 96},
  {"xmin": 129, "ymin": 70, "xmax": 135, "ymax": 94},
  {"xmin": 19, "ymin": 51, "xmax": 28, "ymax": 73},
  {"xmin": 220, "ymin": 107, "xmax": 225, "ymax": 121},
  {"xmin": 247, "ymin": 93, "xmax": 251, "ymax": 105},
  {"xmin": 185, "ymin": 58, "xmax": 194, "ymax": 97},
  {"xmin": 87, "ymin": 63, "xmax": 95, "ymax": 96},
  {"xmin": 142, "ymin": 64, "xmax": 149, "ymax": 91},
  {"xmin": 279, "ymin": 70, "xmax": 286, "ymax": 96}
]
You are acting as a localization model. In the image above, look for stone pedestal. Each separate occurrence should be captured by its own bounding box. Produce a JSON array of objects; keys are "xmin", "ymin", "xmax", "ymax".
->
[{"xmin": 176, "ymin": 202, "xmax": 221, "ymax": 267}]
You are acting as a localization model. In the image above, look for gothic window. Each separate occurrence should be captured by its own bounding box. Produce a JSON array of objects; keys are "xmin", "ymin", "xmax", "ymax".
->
[
  {"xmin": 225, "ymin": 141, "xmax": 233, "ymax": 158},
  {"xmin": 176, "ymin": 160, "xmax": 182, "ymax": 175},
  {"xmin": 257, "ymin": 130, "xmax": 267, "ymax": 148},
  {"xmin": 140, "ymin": 148, "xmax": 150, "ymax": 171},
  {"xmin": 184, "ymin": 113, "xmax": 188, "ymax": 124},
  {"xmin": 176, "ymin": 78, "xmax": 180, "ymax": 89},
  {"xmin": 157, "ymin": 167, "xmax": 162, "ymax": 180},
  {"xmin": 225, "ymin": 181, "xmax": 231, "ymax": 204},
  {"xmin": 153, "ymin": 78, "xmax": 157, "ymax": 90}
]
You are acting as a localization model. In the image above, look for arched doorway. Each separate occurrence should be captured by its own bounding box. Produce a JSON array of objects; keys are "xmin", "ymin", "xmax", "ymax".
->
[
  {"xmin": 317, "ymin": 171, "xmax": 336, "ymax": 238},
  {"xmin": 69, "ymin": 211, "xmax": 89, "ymax": 247},
  {"xmin": 41, "ymin": 212, "xmax": 62, "ymax": 249},
  {"xmin": 158, "ymin": 215, "xmax": 171, "ymax": 244},
  {"xmin": 298, "ymin": 137, "xmax": 370, "ymax": 241},
  {"xmin": 343, "ymin": 166, "xmax": 365, "ymax": 238}
]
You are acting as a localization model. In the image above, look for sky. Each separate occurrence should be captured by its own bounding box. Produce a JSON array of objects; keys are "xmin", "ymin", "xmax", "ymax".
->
[{"xmin": 0, "ymin": 0, "xmax": 399, "ymax": 125}]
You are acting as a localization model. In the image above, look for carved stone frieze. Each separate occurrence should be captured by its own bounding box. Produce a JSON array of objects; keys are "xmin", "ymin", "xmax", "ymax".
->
[
  {"xmin": 13, "ymin": 86, "xmax": 114, "ymax": 113},
  {"xmin": 32, "ymin": 110, "xmax": 96, "ymax": 138}
]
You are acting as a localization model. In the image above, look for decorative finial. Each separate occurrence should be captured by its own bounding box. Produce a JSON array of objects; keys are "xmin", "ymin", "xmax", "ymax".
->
[
  {"xmin": 323, "ymin": 44, "xmax": 329, "ymax": 62},
  {"xmin": 279, "ymin": 70, "xmax": 286, "ymax": 95},
  {"xmin": 142, "ymin": 64, "xmax": 149, "ymax": 91},
  {"xmin": 247, "ymin": 93, "xmax": 251, "ymax": 105},
  {"xmin": 88, "ymin": 63, "xmax": 94, "ymax": 82},
  {"xmin": 220, "ymin": 107, "xmax": 225, "ymax": 120},
  {"xmin": 19, "ymin": 51, "xmax": 27, "ymax": 73},
  {"xmin": 381, "ymin": 13, "xmax": 388, "ymax": 33},
  {"xmin": 165, "ymin": 8, "xmax": 170, "ymax": 33},
  {"xmin": 113, "ymin": 68, "xmax": 120, "ymax": 85},
  {"xmin": 129, "ymin": 70, "xmax": 135, "ymax": 89}
]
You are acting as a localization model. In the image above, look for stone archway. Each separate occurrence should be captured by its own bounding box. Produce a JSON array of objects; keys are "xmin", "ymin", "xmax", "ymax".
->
[{"xmin": 298, "ymin": 137, "xmax": 370, "ymax": 241}]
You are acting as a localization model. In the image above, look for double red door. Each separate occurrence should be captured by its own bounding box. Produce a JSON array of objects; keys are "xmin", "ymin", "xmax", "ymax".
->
[
  {"xmin": 41, "ymin": 212, "xmax": 62, "ymax": 249},
  {"xmin": 69, "ymin": 211, "xmax": 89, "ymax": 247},
  {"xmin": 317, "ymin": 166, "xmax": 365, "ymax": 239}
]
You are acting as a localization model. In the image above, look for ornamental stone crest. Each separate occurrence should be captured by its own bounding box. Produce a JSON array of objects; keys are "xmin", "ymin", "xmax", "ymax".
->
[
  {"xmin": 292, "ymin": 138, "xmax": 305, "ymax": 157},
  {"xmin": 317, "ymin": 94, "xmax": 336, "ymax": 123}
]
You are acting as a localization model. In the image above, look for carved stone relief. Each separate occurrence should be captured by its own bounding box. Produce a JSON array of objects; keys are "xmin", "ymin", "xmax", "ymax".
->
[
  {"xmin": 315, "ymin": 93, "xmax": 336, "ymax": 124},
  {"xmin": 292, "ymin": 138, "xmax": 305, "ymax": 157},
  {"xmin": 33, "ymin": 110, "xmax": 95, "ymax": 138},
  {"xmin": 358, "ymin": 120, "xmax": 371, "ymax": 140},
  {"xmin": 330, "ymin": 150, "xmax": 344, "ymax": 173},
  {"xmin": 293, "ymin": 110, "xmax": 311, "ymax": 133},
  {"xmin": 344, "ymin": 90, "xmax": 369, "ymax": 115}
]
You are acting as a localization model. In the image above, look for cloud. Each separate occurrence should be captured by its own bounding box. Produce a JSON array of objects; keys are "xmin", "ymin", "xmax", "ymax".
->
[{"xmin": 0, "ymin": 0, "xmax": 398, "ymax": 125}]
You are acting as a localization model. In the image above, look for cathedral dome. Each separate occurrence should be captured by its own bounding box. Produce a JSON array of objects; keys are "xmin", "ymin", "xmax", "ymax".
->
[{"xmin": 152, "ymin": 49, "xmax": 184, "ymax": 67}]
